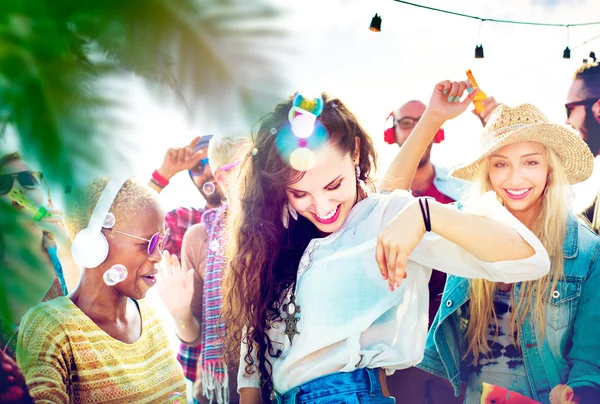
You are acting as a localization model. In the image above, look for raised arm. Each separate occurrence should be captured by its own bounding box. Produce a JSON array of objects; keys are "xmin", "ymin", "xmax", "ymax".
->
[
  {"xmin": 378, "ymin": 80, "xmax": 477, "ymax": 192},
  {"xmin": 148, "ymin": 136, "xmax": 204, "ymax": 194}
]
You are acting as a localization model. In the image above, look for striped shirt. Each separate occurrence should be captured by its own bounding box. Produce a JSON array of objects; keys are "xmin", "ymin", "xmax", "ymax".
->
[{"xmin": 17, "ymin": 296, "xmax": 186, "ymax": 403}]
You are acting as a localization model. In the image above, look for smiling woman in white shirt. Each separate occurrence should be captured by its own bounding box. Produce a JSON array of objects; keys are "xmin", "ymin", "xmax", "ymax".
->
[{"xmin": 221, "ymin": 80, "xmax": 551, "ymax": 404}]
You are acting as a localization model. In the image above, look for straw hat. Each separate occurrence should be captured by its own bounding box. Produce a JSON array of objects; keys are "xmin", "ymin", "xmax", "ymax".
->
[{"xmin": 451, "ymin": 103, "xmax": 594, "ymax": 184}]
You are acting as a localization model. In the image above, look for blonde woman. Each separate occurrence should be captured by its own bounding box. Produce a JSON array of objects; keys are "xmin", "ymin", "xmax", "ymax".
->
[{"xmin": 417, "ymin": 104, "xmax": 600, "ymax": 404}]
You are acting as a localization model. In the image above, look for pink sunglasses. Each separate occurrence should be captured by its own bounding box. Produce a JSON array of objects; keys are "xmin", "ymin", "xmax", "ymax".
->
[{"xmin": 108, "ymin": 228, "xmax": 170, "ymax": 255}]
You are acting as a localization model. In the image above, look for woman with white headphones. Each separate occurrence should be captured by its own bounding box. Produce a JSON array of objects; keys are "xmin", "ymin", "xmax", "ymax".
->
[{"xmin": 16, "ymin": 177, "xmax": 187, "ymax": 402}]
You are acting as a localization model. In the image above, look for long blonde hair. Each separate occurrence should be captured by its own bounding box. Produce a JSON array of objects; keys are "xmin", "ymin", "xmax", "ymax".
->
[{"xmin": 465, "ymin": 146, "xmax": 570, "ymax": 364}]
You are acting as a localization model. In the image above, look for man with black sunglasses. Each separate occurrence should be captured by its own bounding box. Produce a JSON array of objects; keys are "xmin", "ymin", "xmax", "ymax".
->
[
  {"xmin": 566, "ymin": 62, "xmax": 600, "ymax": 156},
  {"xmin": 566, "ymin": 62, "xmax": 600, "ymax": 233}
]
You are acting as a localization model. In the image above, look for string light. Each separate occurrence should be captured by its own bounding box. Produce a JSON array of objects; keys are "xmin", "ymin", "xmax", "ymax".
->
[
  {"xmin": 374, "ymin": 1, "xmax": 600, "ymax": 58},
  {"xmin": 390, "ymin": 0, "xmax": 600, "ymax": 28},
  {"xmin": 369, "ymin": 14, "xmax": 382, "ymax": 32}
]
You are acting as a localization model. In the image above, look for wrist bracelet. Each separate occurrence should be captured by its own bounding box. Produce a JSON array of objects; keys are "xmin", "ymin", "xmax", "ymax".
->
[
  {"xmin": 152, "ymin": 170, "xmax": 169, "ymax": 187},
  {"xmin": 418, "ymin": 198, "xmax": 432, "ymax": 232},
  {"xmin": 150, "ymin": 178, "xmax": 165, "ymax": 189}
]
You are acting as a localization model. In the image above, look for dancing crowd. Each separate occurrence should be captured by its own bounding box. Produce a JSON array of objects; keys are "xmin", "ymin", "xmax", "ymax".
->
[{"xmin": 1, "ymin": 62, "xmax": 600, "ymax": 404}]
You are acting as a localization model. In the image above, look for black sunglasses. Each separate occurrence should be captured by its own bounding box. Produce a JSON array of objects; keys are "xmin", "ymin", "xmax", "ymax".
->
[
  {"xmin": 395, "ymin": 116, "xmax": 421, "ymax": 130},
  {"xmin": 0, "ymin": 171, "xmax": 42, "ymax": 195},
  {"xmin": 565, "ymin": 98, "xmax": 598, "ymax": 119}
]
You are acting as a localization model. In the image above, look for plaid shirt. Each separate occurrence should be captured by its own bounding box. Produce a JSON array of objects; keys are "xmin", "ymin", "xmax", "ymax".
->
[
  {"xmin": 168, "ymin": 206, "xmax": 212, "ymax": 381},
  {"xmin": 178, "ymin": 342, "xmax": 201, "ymax": 381},
  {"xmin": 164, "ymin": 207, "xmax": 206, "ymax": 259}
]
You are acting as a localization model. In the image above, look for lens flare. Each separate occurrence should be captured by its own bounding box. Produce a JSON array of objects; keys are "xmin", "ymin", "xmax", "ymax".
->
[
  {"xmin": 202, "ymin": 182, "xmax": 216, "ymax": 195},
  {"xmin": 292, "ymin": 93, "xmax": 324, "ymax": 116},
  {"xmin": 275, "ymin": 121, "xmax": 328, "ymax": 169},
  {"xmin": 290, "ymin": 148, "xmax": 316, "ymax": 171},
  {"xmin": 291, "ymin": 114, "xmax": 316, "ymax": 139},
  {"xmin": 103, "ymin": 264, "xmax": 128, "ymax": 286}
]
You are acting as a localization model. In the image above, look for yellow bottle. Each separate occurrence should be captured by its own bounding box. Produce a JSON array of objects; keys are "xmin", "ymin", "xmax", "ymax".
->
[{"xmin": 465, "ymin": 69, "xmax": 488, "ymax": 117}]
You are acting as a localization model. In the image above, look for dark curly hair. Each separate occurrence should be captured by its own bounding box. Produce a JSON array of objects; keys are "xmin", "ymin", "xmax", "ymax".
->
[{"xmin": 221, "ymin": 93, "xmax": 377, "ymax": 402}]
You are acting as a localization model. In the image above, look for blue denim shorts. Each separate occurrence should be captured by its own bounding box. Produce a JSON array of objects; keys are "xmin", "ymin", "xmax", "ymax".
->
[{"xmin": 273, "ymin": 368, "xmax": 396, "ymax": 404}]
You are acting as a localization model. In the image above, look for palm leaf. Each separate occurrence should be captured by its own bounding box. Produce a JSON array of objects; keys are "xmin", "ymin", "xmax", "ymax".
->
[{"xmin": 0, "ymin": 0, "xmax": 292, "ymax": 337}]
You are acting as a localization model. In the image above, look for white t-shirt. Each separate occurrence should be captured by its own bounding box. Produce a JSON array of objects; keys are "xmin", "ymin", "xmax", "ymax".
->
[{"xmin": 238, "ymin": 190, "xmax": 550, "ymax": 393}]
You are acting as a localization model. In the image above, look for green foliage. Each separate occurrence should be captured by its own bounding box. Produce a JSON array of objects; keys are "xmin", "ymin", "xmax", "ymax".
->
[{"xmin": 0, "ymin": 0, "xmax": 291, "ymax": 340}]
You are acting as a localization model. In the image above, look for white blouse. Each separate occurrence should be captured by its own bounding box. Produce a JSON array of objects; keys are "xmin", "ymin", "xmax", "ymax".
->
[{"xmin": 237, "ymin": 190, "xmax": 550, "ymax": 393}]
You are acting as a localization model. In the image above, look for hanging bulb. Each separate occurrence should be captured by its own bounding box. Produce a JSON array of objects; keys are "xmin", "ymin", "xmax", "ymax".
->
[
  {"xmin": 369, "ymin": 14, "xmax": 382, "ymax": 32},
  {"xmin": 563, "ymin": 46, "xmax": 571, "ymax": 59},
  {"xmin": 475, "ymin": 45, "xmax": 484, "ymax": 59}
]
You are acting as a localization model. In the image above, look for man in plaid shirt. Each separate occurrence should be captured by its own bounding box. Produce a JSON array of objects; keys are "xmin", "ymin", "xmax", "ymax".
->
[
  {"xmin": 148, "ymin": 135, "xmax": 223, "ymax": 258},
  {"xmin": 149, "ymin": 134, "xmax": 223, "ymax": 385}
]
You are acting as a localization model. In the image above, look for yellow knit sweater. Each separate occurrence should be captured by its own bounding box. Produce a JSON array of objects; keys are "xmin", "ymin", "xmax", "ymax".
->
[{"xmin": 17, "ymin": 296, "xmax": 186, "ymax": 403}]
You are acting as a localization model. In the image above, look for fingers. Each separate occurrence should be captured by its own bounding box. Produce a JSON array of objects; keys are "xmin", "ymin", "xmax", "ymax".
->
[
  {"xmin": 460, "ymin": 87, "xmax": 478, "ymax": 107},
  {"xmin": 160, "ymin": 250, "xmax": 172, "ymax": 276},
  {"xmin": 170, "ymin": 253, "xmax": 185, "ymax": 278},
  {"xmin": 438, "ymin": 80, "xmax": 452, "ymax": 96},
  {"xmin": 169, "ymin": 253, "xmax": 181, "ymax": 277},
  {"xmin": 188, "ymin": 135, "xmax": 201, "ymax": 149},
  {"xmin": 386, "ymin": 248, "xmax": 398, "ymax": 290},
  {"xmin": 376, "ymin": 238, "xmax": 388, "ymax": 281},
  {"xmin": 394, "ymin": 251, "xmax": 408, "ymax": 288},
  {"xmin": 443, "ymin": 80, "xmax": 471, "ymax": 103},
  {"xmin": 479, "ymin": 96, "xmax": 499, "ymax": 122},
  {"xmin": 190, "ymin": 149, "xmax": 204, "ymax": 165},
  {"xmin": 184, "ymin": 146, "xmax": 191, "ymax": 163}
]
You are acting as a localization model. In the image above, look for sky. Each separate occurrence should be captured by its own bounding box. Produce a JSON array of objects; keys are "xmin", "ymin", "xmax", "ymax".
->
[{"xmin": 90, "ymin": 0, "xmax": 600, "ymax": 212}]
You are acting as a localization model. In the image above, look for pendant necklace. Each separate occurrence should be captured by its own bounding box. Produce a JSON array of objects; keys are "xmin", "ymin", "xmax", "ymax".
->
[{"xmin": 282, "ymin": 292, "xmax": 301, "ymax": 345}]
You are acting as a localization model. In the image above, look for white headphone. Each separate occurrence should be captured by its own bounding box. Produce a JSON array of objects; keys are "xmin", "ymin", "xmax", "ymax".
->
[{"xmin": 71, "ymin": 177, "xmax": 129, "ymax": 269}]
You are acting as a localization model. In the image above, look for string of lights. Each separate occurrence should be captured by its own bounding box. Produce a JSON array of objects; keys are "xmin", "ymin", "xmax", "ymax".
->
[
  {"xmin": 389, "ymin": 0, "xmax": 600, "ymax": 28},
  {"xmin": 369, "ymin": 1, "xmax": 600, "ymax": 60}
]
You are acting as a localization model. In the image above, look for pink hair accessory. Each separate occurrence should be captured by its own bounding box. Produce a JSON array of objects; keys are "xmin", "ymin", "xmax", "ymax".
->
[{"xmin": 217, "ymin": 160, "xmax": 241, "ymax": 173}]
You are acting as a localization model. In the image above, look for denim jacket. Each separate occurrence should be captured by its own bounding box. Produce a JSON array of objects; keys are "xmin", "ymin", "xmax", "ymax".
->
[
  {"xmin": 433, "ymin": 165, "xmax": 469, "ymax": 201},
  {"xmin": 418, "ymin": 215, "xmax": 600, "ymax": 404}
]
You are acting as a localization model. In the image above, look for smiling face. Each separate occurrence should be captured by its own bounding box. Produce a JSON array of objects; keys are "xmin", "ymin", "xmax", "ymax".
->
[
  {"xmin": 285, "ymin": 140, "xmax": 359, "ymax": 234},
  {"xmin": 487, "ymin": 141, "xmax": 549, "ymax": 225},
  {"xmin": 103, "ymin": 202, "xmax": 164, "ymax": 300}
]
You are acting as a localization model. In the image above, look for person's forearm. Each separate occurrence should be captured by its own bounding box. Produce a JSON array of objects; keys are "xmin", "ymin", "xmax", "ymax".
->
[
  {"xmin": 55, "ymin": 244, "xmax": 81, "ymax": 292},
  {"xmin": 173, "ymin": 309, "xmax": 201, "ymax": 345},
  {"xmin": 429, "ymin": 202, "xmax": 535, "ymax": 262},
  {"xmin": 148, "ymin": 179, "xmax": 164, "ymax": 194},
  {"xmin": 379, "ymin": 110, "xmax": 445, "ymax": 192},
  {"xmin": 240, "ymin": 388, "xmax": 261, "ymax": 404}
]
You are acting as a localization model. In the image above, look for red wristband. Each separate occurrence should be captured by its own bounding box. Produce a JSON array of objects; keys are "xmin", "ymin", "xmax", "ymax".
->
[{"xmin": 152, "ymin": 170, "xmax": 170, "ymax": 187}]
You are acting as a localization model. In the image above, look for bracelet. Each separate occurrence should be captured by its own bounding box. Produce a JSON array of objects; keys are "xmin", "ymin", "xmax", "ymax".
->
[
  {"xmin": 418, "ymin": 198, "xmax": 432, "ymax": 232},
  {"xmin": 152, "ymin": 170, "xmax": 169, "ymax": 187},
  {"xmin": 150, "ymin": 178, "xmax": 165, "ymax": 189}
]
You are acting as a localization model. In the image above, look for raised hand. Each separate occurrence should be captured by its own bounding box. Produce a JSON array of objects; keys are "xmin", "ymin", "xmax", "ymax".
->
[
  {"xmin": 550, "ymin": 384, "xmax": 580, "ymax": 404},
  {"xmin": 473, "ymin": 96, "xmax": 500, "ymax": 126},
  {"xmin": 34, "ymin": 208, "xmax": 70, "ymax": 245},
  {"xmin": 156, "ymin": 136, "xmax": 205, "ymax": 180},
  {"xmin": 426, "ymin": 80, "xmax": 479, "ymax": 123},
  {"xmin": 156, "ymin": 250, "xmax": 195, "ymax": 318}
]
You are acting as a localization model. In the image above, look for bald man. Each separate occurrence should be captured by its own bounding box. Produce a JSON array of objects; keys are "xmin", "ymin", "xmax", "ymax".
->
[{"xmin": 385, "ymin": 100, "xmax": 467, "ymax": 404}]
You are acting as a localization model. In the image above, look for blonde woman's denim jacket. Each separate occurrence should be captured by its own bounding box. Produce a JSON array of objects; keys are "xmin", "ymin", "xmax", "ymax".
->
[{"xmin": 418, "ymin": 215, "xmax": 600, "ymax": 404}]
